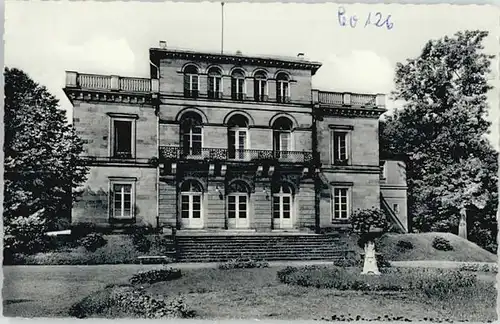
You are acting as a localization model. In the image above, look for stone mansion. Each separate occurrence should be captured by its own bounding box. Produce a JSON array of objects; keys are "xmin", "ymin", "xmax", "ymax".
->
[{"xmin": 64, "ymin": 45, "xmax": 408, "ymax": 234}]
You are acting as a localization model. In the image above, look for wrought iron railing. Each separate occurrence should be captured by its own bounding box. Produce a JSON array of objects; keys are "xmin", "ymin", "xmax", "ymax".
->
[{"xmin": 159, "ymin": 146, "xmax": 313, "ymax": 163}]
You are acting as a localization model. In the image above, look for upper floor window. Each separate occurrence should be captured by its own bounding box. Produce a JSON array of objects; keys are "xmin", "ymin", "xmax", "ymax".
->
[
  {"xmin": 207, "ymin": 67, "xmax": 223, "ymax": 99},
  {"xmin": 180, "ymin": 112, "xmax": 203, "ymax": 156},
  {"xmin": 272, "ymin": 117, "xmax": 293, "ymax": 158},
  {"xmin": 227, "ymin": 114, "xmax": 249, "ymax": 160},
  {"xmin": 332, "ymin": 131, "xmax": 349, "ymax": 165},
  {"xmin": 108, "ymin": 113, "xmax": 137, "ymax": 159},
  {"xmin": 231, "ymin": 70, "xmax": 246, "ymax": 101},
  {"xmin": 183, "ymin": 65, "xmax": 199, "ymax": 98},
  {"xmin": 254, "ymin": 71, "xmax": 268, "ymax": 102},
  {"xmin": 276, "ymin": 72, "xmax": 290, "ymax": 103}
]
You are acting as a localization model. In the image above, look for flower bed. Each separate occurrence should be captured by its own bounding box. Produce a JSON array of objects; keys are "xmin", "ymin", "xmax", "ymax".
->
[
  {"xmin": 277, "ymin": 265, "xmax": 479, "ymax": 298},
  {"xmin": 217, "ymin": 258, "xmax": 270, "ymax": 270},
  {"xmin": 129, "ymin": 267, "xmax": 182, "ymax": 284}
]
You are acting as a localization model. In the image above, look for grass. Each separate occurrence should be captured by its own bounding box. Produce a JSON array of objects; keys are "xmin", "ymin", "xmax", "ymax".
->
[
  {"xmin": 3, "ymin": 264, "xmax": 496, "ymax": 321},
  {"xmin": 378, "ymin": 232, "xmax": 497, "ymax": 262}
]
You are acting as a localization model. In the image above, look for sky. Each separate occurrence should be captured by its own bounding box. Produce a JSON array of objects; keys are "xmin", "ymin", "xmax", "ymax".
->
[{"xmin": 5, "ymin": 1, "xmax": 499, "ymax": 149}]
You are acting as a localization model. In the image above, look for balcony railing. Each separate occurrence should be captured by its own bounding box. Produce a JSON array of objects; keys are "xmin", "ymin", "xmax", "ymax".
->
[
  {"xmin": 159, "ymin": 146, "xmax": 313, "ymax": 163},
  {"xmin": 314, "ymin": 90, "xmax": 385, "ymax": 108},
  {"xmin": 65, "ymin": 71, "xmax": 155, "ymax": 93}
]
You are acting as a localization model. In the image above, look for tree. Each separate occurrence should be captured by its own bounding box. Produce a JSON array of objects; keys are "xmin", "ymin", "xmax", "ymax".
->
[
  {"xmin": 4, "ymin": 67, "xmax": 88, "ymax": 230},
  {"xmin": 380, "ymin": 30, "xmax": 498, "ymax": 252}
]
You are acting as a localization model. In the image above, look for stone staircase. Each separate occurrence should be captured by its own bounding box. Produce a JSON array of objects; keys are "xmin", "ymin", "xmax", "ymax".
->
[{"xmin": 174, "ymin": 234, "xmax": 352, "ymax": 262}]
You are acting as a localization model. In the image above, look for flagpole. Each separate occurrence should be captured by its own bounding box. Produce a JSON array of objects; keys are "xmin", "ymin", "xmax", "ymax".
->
[{"xmin": 221, "ymin": 2, "xmax": 225, "ymax": 54}]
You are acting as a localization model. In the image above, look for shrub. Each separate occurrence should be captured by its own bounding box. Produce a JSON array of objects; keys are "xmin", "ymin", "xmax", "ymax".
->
[
  {"xmin": 71, "ymin": 222, "xmax": 97, "ymax": 240},
  {"xmin": 78, "ymin": 233, "xmax": 107, "ymax": 252},
  {"xmin": 432, "ymin": 236, "xmax": 454, "ymax": 251},
  {"xmin": 350, "ymin": 207, "xmax": 390, "ymax": 234},
  {"xmin": 376, "ymin": 254, "xmax": 392, "ymax": 269},
  {"xmin": 459, "ymin": 263, "xmax": 498, "ymax": 273},
  {"xmin": 129, "ymin": 267, "xmax": 182, "ymax": 284},
  {"xmin": 333, "ymin": 255, "xmax": 360, "ymax": 268},
  {"xmin": 131, "ymin": 228, "xmax": 153, "ymax": 253},
  {"xmin": 4, "ymin": 211, "xmax": 49, "ymax": 255},
  {"xmin": 396, "ymin": 240, "xmax": 414, "ymax": 250},
  {"xmin": 69, "ymin": 285, "xmax": 194, "ymax": 319},
  {"xmin": 218, "ymin": 258, "xmax": 270, "ymax": 270},
  {"xmin": 277, "ymin": 265, "xmax": 479, "ymax": 296}
]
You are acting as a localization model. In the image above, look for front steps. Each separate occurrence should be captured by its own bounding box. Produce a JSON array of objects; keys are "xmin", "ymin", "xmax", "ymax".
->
[{"xmin": 175, "ymin": 234, "xmax": 352, "ymax": 262}]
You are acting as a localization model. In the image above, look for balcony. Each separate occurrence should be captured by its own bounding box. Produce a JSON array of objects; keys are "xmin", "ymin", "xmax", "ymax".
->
[
  {"xmin": 159, "ymin": 146, "xmax": 313, "ymax": 164},
  {"xmin": 313, "ymin": 90, "xmax": 386, "ymax": 108},
  {"xmin": 65, "ymin": 71, "xmax": 158, "ymax": 93}
]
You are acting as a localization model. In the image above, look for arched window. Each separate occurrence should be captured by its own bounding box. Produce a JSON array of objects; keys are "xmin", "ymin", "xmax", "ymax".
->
[
  {"xmin": 183, "ymin": 65, "xmax": 199, "ymax": 98},
  {"xmin": 272, "ymin": 182, "xmax": 294, "ymax": 229},
  {"xmin": 276, "ymin": 72, "xmax": 290, "ymax": 103},
  {"xmin": 180, "ymin": 112, "xmax": 203, "ymax": 156},
  {"xmin": 227, "ymin": 180, "xmax": 251, "ymax": 228},
  {"xmin": 180, "ymin": 180, "xmax": 203, "ymax": 228},
  {"xmin": 231, "ymin": 69, "xmax": 246, "ymax": 101},
  {"xmin": 227, "ymin": 114, "xmax": 249, "ymax": 160},
  {"xmin": 254, "ymin": 71, "xmax": 268, "ymax": 102},
  {"xmin": 207, "ymin": 67, "xmax": 223, "ymax": 99},
  {"xmin": 272, "ymin": 117, "xmax": 293, "ymax": 158}
]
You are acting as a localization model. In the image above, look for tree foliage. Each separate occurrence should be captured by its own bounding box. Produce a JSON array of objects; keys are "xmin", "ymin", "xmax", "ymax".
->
[
  {"xmin": 4, "ymin": 67, "xmax": 88, "ymax": 230},
  {"xmin": 380, "ymin": 30, "xmax": 498, "ymax": 252}
]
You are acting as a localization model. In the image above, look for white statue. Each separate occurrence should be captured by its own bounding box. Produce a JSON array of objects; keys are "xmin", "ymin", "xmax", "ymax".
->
[{"xmin": 362, "ymin": 240, "xmax": 380, "ymax": 275}]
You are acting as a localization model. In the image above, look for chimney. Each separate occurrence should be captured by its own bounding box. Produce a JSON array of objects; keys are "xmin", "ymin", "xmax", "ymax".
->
[
  {"xmin": 159, "ymin": 41, "xmax": 167, "ymax": 49},
  {"xmin": 297, "ymin": 53, "xmax": 305, "ymax": 60},
  {"xmin": 236, "ymin": 50, "xmax": 242, "ymax": 55}
]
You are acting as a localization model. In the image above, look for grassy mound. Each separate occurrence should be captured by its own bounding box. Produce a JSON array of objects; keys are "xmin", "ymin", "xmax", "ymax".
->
[{"xmin": 378, "ymin": 232, "xmax": 497, "ymax": 262}]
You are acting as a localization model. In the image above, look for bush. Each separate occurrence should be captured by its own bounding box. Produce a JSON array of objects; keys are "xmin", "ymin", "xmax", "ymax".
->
[
  {"xmin": 396, "ymin": 240, "xmax": 414, "ymax": 250},
  {"xmin": 376, "ymin": 254, "xmax": 392, "ymax": 269},
  {"xmin": 4, "ymin": 211, "xmax": 49, "ymax": 255},
  {"xmin": 333, "ymin": 255, "xmax": 360, "ymax": 268},
  {"xmin": 218, "ymin": 258, "xmax": 270, "ymax": 270},
  {"xmin": 129, "ymin": 267, "xmax": 182, "ymax": 284},
  {"xmin": 459, "ymin": 263, "xmax": 498, "ymax": 273},
  {"xmin": 71, "ymin": 222, "xmax": 97, "ymax": 240},
  {"xmin": 78, "ymin": 233, "xmax": 107, "ymax": 252},
  {"xmin": 131, "ymin": 228, "xmax": 153, "ymax": 253},
  {"xmin": 432, "ymin": 236, "xmax": 454, "ymax": 251},
  {"xmin": 277, "ymin": 266, "xmax": 479, "ymax": 296},
  {"xmin": 69, "ymin": 285, "xmax": 194, "ymax": 319}
]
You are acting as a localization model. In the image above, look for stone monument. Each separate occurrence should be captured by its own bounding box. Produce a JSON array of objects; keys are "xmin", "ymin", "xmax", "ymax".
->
[{"xmin": 362, "ymin": 240, "xmax": 380, "ymax": 275}]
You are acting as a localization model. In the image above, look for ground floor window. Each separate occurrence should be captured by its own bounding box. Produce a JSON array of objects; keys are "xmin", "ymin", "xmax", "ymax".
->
[
  {"xmin": 109, "ymin": 178, "xmax": 136, "ymax": 219},
  {"xmin": 332, "ymin": 187, "xmax": 350, "ymax": 220},
  {"xmin": 272, "ymin": 183, "xmax": 294, "ymax": 229},
  {"xmin": 227, "ymin": 180, "xmax": 251, "ymax": 228}
]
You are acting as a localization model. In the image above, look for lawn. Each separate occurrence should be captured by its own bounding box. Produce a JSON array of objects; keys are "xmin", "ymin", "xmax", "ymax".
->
[{"xmin": 4, "ymin": 264, "xmax": 496, "ymax": 321}]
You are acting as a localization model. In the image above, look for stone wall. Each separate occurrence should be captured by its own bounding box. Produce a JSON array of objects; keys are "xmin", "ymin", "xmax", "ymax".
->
[
  {"xmin": 73, "ymin": 101, "xmax": 157, "ymax": 158},
  {"xmin": 72, "ymin": 166, "xmax": 157, "ymax": 227}
]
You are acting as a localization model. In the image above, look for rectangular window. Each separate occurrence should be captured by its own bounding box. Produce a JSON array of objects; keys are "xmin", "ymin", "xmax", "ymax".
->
[
  {"xmin": 393, "ymin": 203, "xmax": 400, "ymax": 215},
  {"xmin": 277, "ymin": 81, "xmax": 290, "ymax": 103},
  {"xmin": 111, "ymin": 183, "xmax": 134, "ymax": 219},
  {"xmin": 332, "ymin": 131, "xmax": 349, "ymax": 165},
  {"xmin": 108, "ymin": 115, "xmax": 137, "ymax": 159},
  {"xmin": 332, "ymin": 188, "xmax": 349, "ymax": 220},
  {"xmin": 231, "ymin": 78, "xmax": 245, "ymax": 100},
  {"xmin": 184, "ymin": 74, "xmax": 199, "ymax": 98},
  {"xmin": 254, "ymin": 80, "xmax": 267, "ymax": 101},
  {"xmin": 208, "ymin": 76, "xmax": 222, "ymax": 99}
]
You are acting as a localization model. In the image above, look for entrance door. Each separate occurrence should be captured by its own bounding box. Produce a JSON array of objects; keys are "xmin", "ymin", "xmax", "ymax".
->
[
  {"xmin": 272, "ymin": 184, "xmax": 293, "ymax": 229},
  {"xmin": 227, "ymin": 194, "xmax": 249, "ymax": 228},
  {"xmin": 180, "ymin": 180, "xmax": 204, "ymax": 229}
]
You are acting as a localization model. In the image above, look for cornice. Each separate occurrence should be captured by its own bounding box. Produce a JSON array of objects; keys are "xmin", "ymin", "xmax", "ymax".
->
[
  {"xmin": 150, "ymin": 48, "xmax": 322, "ymax": 75},
  {"xmin": 64, "ymin": 88, "xmax": 154, "ymax": 105}
]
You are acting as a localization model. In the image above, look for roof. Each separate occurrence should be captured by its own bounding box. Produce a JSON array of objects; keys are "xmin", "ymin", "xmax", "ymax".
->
[{"xmin": 149, "ymin": 47, "xmax": 323, "ymax": 75}]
